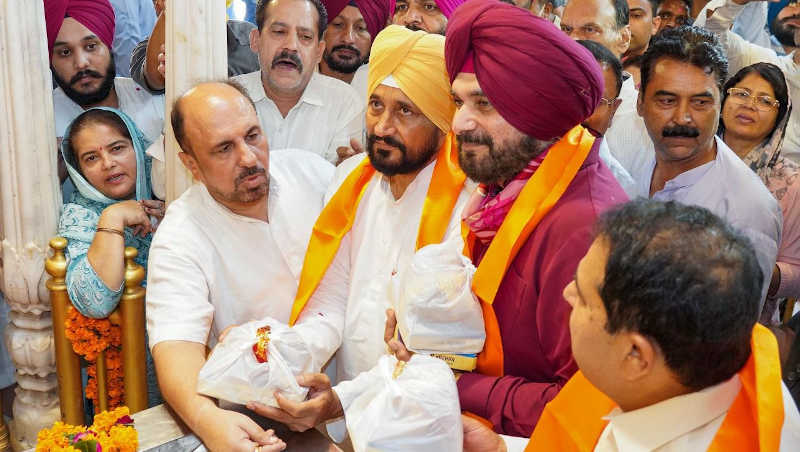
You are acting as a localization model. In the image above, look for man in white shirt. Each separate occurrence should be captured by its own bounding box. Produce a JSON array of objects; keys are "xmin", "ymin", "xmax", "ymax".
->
[
  {"xmin": 696, "ymin": 0, "xmax": 800, "ymax": 162},
  {"xmin": 45, "ymin": 0, "xmax": 164, "ymax": 144},
  {"xmin": 463, "ymin": 199, "xmax": 800, "ymax": 452},
  {"xmin": 233, "ymin": 0, "xmax": 364, "ymax": 165},
  {"xmin": 245, "ymin": 25, "xmax": 472, "ymax": 432},
  {"xmin": 146, "ymin": 81, "xmax": 333, "ymax": 451},
  {"xmin": 634, "ymin": 25, "xmax": 781, "ymax": 313}
]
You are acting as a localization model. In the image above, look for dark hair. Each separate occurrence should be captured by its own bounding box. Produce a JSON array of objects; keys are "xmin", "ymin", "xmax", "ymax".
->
[
  {"xmin": 657, "ymin": 0, "xmax": 692, "ymax": 13},
  {"xmin": 640, "ymin": 26, "xmax": 727, "ymax": 96},
  {"xmin": 577, "ymin": 40, "xmax": 623, "ymax": 97},
  {"xmin": 595, "ymin": 199, "xmax": 761, "ymax": 391},
  {"xmin": 719, "ymin": 62, "xmax": 790, "ymax": 143},
  {"xmin": 255, "ymin": 0, "xmax": 327, "ymax": 39},
  {"xmin": 171, "ymin": 79, "xmax": 256, "ymax": 155},
  {"xmin": 612, "ymin": 0, "xmax": 630, "ymax": 28},
  {"xmin": 65, "ymin": 109, "xmax": 132, "ymax": 174}
]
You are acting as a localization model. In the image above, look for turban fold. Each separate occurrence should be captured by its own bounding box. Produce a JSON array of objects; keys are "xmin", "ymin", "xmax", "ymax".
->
[
  {"xmin": 368, "ymin": 25, "xmax": 455, "ymax": 133},
  {"xmin": 445, "ymin": 0, "xmax": 603, "ymax": 141},
  {"xmin": 389, "ymin": 0, "xmax": 464, "ymax": 19},
  {"xmin": 44, "ymin": 0, "xmax": 116, "ymax": 58},
  {"xmin": 323, "ymin": 0, "xmax": 391, "ymax": 40}
]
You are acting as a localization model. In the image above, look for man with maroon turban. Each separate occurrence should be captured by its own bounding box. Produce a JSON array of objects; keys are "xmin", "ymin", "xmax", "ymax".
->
[
  {"xmin": 390, "ymin": 0, "xmax": 465, "ymax": 34},
  {"xmin": 45, "ymin": 0, "xmax": 165, "ymax": 146},
  {"xmin": 320, "ymin": 0, "xmax": 391, "ymax": 98},
  {"xmin": 441, "ymin": 0, "xmax": 627, "ymax": 438}
]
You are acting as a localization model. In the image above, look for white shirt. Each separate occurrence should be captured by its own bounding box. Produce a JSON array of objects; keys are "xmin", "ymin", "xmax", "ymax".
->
[
  {"xmin": 293, "ymin": 154, "xmax": 472, "ymax": 389},
  {"xmin": 503, "ymin": 377, "xmax": 800, "ymax": 452},
  {"xmin": 604, "ymin": 75, "xmax": 657, "ymax": 180},
  {"xmin": 145, "ymin": 149, "xmax": 334, "ymax": 349},
  {"xmin": 697, "ymin": 0, "xmax": 800, "ymax": 163},
  {"xmin": 598, "ymin": 138, "xmax": 637, "ymax": 198},
  {"xmin": 232, "ymin": 70, "xmax": 365, "ymax": 164},
  {"xmin": 631, "ymin": 136, "xmax": 782, "ymax": 309},
  {"xmin": 53, "ymin": 77, "xmax": 165, "ymax": 143},
  {"xmin": 350, "ymin": 63, "xmax": 370, "ymax": 102}
]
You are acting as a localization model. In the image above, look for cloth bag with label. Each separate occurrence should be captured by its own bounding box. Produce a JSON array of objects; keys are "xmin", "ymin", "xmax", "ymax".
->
[
  {"xmin": 342, "ymin": 353, "xmax": 463, "ymax": 452},
  {"xmin": 197, "ymin": 318, "xmax": 313, "ymax": 407},
  {"xmin": 394, "ymin": 241, "xmax": 485, "ymax": 358}
]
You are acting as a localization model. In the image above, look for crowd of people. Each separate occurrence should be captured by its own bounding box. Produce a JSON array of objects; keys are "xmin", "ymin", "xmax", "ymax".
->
[{"xmin": 8, "ymin": 0, "xmax": 800, "ymax": 450}]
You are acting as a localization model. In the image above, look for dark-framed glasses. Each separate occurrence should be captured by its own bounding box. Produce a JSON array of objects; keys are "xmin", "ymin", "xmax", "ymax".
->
[
  {"xmin": 726, "ymin": 87, "xmax": 780, "ymax": 112},
  {"xmin": 598, "ymin": 97, "xmax": 618, "ymax": 107}
]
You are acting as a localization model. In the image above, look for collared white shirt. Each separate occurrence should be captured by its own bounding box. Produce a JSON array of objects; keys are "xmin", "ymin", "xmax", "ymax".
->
[
  {"xmin": 604, "ymin": 74, "xmax": 657, "ymax": 181},
  {"xmin": 53, "ymin": 77, "xmax": 165, "ymax": 143},
  {"xmin": 696, "ymin": 0, "xmax": 800, "ymax": 163},
  {"xmin": 631, "ymin": 136, "xmax": 782, "ymax": 311},
  {"xmin": 145, "ymin": 149, "xmax": 334, "ymax": 349},
  {"xmin": 232, "ymin": 70, "xmax": 365, "ymax": 164},
  {"xmin": 292, "ymin": 153, "xmax": 472, "ymax": 388},
  {"xmin": 595, "ymin": 377, "xmax": 800, "ymax": 452}
]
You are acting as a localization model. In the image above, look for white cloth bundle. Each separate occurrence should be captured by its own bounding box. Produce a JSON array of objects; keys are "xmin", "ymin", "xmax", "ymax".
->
[
  {"xmin": 394, "ymin": 242, "xmax": 485, "ymax": 354},
  {"xmin": 341, "ymin": 354, "xmax": 463, "ymax": 452},
  {"xmin": 197, "ymin": 318, "xmax": 313, "ymax": 407}
]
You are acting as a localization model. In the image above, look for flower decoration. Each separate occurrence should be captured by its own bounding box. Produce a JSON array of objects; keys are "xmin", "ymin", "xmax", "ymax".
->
[{"xmin": 36, "ymin": 407, "xmax": 137, "ymax": 452}]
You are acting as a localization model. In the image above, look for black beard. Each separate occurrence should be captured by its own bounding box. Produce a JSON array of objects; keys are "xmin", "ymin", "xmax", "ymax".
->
[
  {"xmin": 52, "ymin": 55, "xmax": 116, "ymax": 107},
  {"xmin": 366, "ymin": 130, "xmax": 441, "ymax": 176},
  {"xmin": 457, "ymin": 131, "xmax": 551, "ymax": 185},
  {"xmin": 323, "ymin": 45, "xmax": 364, "ymax": 74},
  {"xmin": 772, "ymin": 15, "xmax": 800, "ymax": 47}
]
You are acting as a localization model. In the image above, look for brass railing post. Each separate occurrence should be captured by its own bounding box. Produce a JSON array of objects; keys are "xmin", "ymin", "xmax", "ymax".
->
[
  {"xmin": 120, "ymin": 247, "xmax": 147, "ymax": 413},
  {"xmin": 45, "ymin": 237, "xmax": 85, "ymax": 425}
]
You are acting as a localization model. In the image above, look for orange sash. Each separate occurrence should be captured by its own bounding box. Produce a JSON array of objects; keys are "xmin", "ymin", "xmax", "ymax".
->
[
  {"xmin": 462, "ymin": 125, "xmax": 596, "ymax": 377},
  {"xmin": 288, "ymin": 133, "xmax": 465, "ymax": 325},
  {"xmin": 525, "ymin": 324, "xmax": 785, "ymax": 452}
]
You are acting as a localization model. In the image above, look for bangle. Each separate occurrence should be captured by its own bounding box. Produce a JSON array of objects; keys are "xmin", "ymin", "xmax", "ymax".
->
[{"xmin": 96, "ymin": 227, "xmax": 124, "ymax": 238}]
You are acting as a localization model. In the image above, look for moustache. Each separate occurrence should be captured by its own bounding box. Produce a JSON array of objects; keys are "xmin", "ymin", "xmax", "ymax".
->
[
  {"xmin": 368, "ymin": 134, "xmax": 407, "ymax": 153},
  {"xmin": 330, "ymin": 44, "xmax": 361, "ymax": 58},
  {"xmin": 662, "ymin": 125, "xmax": 700, "ymax": 138},
  {"xmin": 70, "ymin": 69, "xmax": 104, "ymax": 85},
  {"xmin": 271, "ymin": 50, "xmax": 303, "ymax": 72},
  {"xmin": 235, "ymin": 166, "xmax": 266, "ymax": 186},
  {"xmin": 456, "ymin": 131, "xmax": 494, "ymax": 149}
]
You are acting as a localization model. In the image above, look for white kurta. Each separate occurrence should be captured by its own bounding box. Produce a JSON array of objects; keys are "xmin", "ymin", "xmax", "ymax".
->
[
  {"xmin": 293, "ymin": 153, "xmax": 472, "ymax": 389},
  {"xmin": 145, "ymin": 149, "xmax": 334, "ymax": 349},
  {"xmin": 232, "ymin": 70, "xmax": 365, "ymax": 164},
  {"xmin": 53, "ymin": 77, "xmax": 165, "ymax": 143}
]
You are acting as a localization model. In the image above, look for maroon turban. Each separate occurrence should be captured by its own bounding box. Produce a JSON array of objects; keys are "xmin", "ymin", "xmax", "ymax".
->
[
  {"xmin": 445, "ymin": 0, "xmax": 604, "ymax": 141},
  {"xmin": 323, "ymin": 0, "xmax": 391, "ymax": 40},
  {"xmin": 44, "ymin": 0, "xmax": 116, "ymax": 58},
  {"xmin": 388, "ymin": 0, "xmax": 465, "ymax": 19}
]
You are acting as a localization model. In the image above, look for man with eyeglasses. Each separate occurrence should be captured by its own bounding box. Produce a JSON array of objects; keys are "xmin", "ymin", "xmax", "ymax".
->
[
  {"xmin": 633, "ymin": 25, "xmax": 781, "ymax": 312},
  {"xmin": 696, "ymin": 0, "xmax": 800, "ymax": 163}
]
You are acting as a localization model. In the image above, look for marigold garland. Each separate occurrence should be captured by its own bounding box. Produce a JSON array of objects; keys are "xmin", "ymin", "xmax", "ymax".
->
[
  {"xmin": 64, "ymin": 306, "xmax": 125, "ymax": 410},
  {"xmin": 36, "ymin": 406, "xmax": 137, "ymax": 452}
]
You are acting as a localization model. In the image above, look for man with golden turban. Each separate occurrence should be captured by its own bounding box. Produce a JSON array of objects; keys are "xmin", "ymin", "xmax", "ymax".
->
[
  {"xmin": 246, "ymin": 24, "xmax": 472, "ymax": 433},
  {"xmin": 441, "ymin": 0, "xmax": 627, "ymax": 438}
]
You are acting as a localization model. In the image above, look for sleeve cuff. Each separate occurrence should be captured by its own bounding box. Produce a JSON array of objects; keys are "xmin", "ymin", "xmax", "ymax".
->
[{"xmin": 456, "ymin": 371, "xmax": 497, "ymax": 419}]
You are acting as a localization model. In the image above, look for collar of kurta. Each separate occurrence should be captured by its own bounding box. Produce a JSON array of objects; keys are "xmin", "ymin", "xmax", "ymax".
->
[{"xmin": 248, "ymin": 71, "xmax": 326, "ymax": 108}]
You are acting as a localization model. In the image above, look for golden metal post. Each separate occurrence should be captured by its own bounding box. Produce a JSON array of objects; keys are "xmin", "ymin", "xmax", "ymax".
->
[
  {"xmin": 96, "ymin": 349, "xmax": 109, "ymax": 413},
  {"xmin": 120, "ymin": 247, "xmax": 148, "ymax": 413},
  {"xmin": 45, "ymin": 237, "xmax": 85, "ymax": 425},
  {"xmin": 0, "ymin": 387, "xmax": 9, "ymax": 452}
]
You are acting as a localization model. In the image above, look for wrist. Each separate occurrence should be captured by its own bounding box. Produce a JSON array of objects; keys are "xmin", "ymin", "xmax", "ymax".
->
[
  {"xmin": 98, "ymin": 207, "xmax": 125, "ymax": 230},
  {"xmin": 185, "ymin": 395, "xmax": 220, "ymax": 433},
  {"xmin": 328, "ymin": 388, "xmax": 344, "ymax": 420}
]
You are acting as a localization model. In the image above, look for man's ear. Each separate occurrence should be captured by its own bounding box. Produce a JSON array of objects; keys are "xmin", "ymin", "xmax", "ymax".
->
[
  {"xmin": 178, "ymin": 150, "xmax": 202, "ymax": 182},
  {"xmin": 651, "ymin": 15, "xmax": 662, "ymax": 34},
  {"xmin": 622, "ymin": 332, "xmax": 657, "ymax": 381},
  {"xmin": 249, "ymin": 28, "xmax": 260, "ymax": 54}
]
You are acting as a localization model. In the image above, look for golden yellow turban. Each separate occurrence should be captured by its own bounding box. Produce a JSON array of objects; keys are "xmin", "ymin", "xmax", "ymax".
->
[{"xmin": 367, "ymin": 25, "xmax": 455, "ymax": 134}]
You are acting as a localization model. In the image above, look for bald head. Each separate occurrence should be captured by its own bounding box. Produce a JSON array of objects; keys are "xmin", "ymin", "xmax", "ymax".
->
[{"xmin": 171, "ymin": 80, "xmax": 257, "ymax": 155}]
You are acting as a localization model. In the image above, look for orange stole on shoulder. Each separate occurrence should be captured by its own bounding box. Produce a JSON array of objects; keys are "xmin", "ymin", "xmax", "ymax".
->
[
  {"xmin": 525, "ymin": 324, "xmax": 785, "ymax": 452},
  {"xmin": 288, "ymin": 133, "xmax": 466, "ymax": 325},
  {"xmin": 462, "ymin": 125, "xmax": 596, "ymax": 378}
]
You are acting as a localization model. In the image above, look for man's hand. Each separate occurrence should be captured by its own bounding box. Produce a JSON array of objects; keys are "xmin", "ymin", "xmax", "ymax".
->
[
  {"xmin": 247, "ymin": 373, "xmax": 343, "ymax": 432},
  {"xmin": 157, "ymin": 44, "xmax": 166, "ymax": 79},
  {"xmin": 462, "ymin": 415, "xmax": 507, "ymax": 452},
  {"xmin": 383, "ymin": 309, "xmax": 413, "ymax": 362},
  {"xmin": 194, "ymin": 405, "xmax": 286, "ymax": 452},
  {"xmin": 335, "ymin": 137, "xmax": 365, "ymax": 165}
]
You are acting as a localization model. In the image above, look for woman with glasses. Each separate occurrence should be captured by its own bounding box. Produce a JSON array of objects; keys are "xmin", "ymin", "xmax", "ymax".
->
[{"xmin": 720, "ymin": 62, "xmax": 797, "ymax": 323}]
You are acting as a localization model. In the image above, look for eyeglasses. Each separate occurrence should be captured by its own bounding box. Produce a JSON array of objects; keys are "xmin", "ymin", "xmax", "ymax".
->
[
  {"xmin": 598, "ymin": 97, "xmax": 618, "ymax": 107},
  {"xmin": 657, "ymin": 11, "xmax": 691, "ymax": 26},
  {"xmin": 726, "ymin": 87, "xmax": 780, "ymax": 112}
]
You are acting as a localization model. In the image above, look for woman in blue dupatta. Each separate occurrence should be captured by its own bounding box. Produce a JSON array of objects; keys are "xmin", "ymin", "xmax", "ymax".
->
[{"xmin": 58, "ymin": 107, "xmax": 163, "ymax": 406}]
